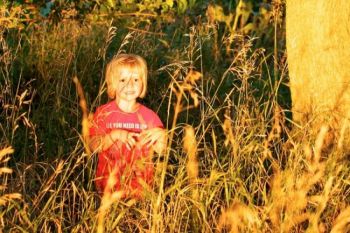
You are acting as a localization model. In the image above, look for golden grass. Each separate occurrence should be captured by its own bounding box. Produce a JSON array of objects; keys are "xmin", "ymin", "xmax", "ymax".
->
[
  {"xmin": 218, "ymin": 200, "xmax": 260, "ymax": 232},
  {"xmin": 73, "ymin": 76, "xmax": 91, "ymax": 155},
  {"xmin": 0, "ymin": 147, "xmax": 22, "ymax": 228},
  {"xmin": 330, "ymin": 207, "xmax": 350, "ymax": 233},
  {"xmin": 1, "ymin": 10, "xmax": 350, "ymax": 232},
  {"xmin": 183, "ymin": 125, "xmax": 199, "ymax": 201},
  {"xmin": 216, "ymin": 122, "xmax": 350, "ymax": 233}
]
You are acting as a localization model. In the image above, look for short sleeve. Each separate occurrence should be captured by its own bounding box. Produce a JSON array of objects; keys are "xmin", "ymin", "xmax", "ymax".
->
[
  {"xmin": 151, "ymin": 114, "xmax": 164, "ymax": 129},
  {"xmin": 89, "ymin": 106, "xmax": 109, "ymax": 137},
  {"xmin": 144, "ymin": 110, "xmax": 163, "ymax": 129},
  {"xmin": 138, "ymin": 105, "xmax": 164, "ymax": 130}
]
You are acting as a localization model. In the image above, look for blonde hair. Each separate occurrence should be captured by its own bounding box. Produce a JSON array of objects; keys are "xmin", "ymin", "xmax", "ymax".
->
[{"xmin": 105, "ymin": 54, "xmax": 148, "ymax": 99}]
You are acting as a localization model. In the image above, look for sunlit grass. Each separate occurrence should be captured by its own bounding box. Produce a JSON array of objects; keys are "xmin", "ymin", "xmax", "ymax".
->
[{"xmin": 1, "ymin": 10, "xmax": 350, "ymax": 233}]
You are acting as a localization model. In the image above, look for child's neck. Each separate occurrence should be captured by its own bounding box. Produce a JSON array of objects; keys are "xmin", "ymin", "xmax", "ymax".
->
[{"xmin": 116, "ymin": 99, "xmax": 139, "ymax": 113}]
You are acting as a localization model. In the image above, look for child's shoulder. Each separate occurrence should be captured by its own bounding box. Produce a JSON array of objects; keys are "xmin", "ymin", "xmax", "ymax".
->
[
  {"xmin": 95, "ymin": 101, "xmax": 116, "ymax": 114},
  {"xmin": 139, "ymin": 104, "xmax": 160, "ymax": 117},
  {"xmin": 138, "ymin": 104, "xmax": 163, "ymax": 127}
]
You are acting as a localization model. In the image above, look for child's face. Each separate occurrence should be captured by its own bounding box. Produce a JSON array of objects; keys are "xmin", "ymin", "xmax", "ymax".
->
[{"xmin": 114, "ymin": 67, "xmax": 143, "ymax": 103}]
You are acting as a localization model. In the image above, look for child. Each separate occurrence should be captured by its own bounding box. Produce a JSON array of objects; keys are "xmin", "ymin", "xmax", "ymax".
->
[{"xmin": 89, "ymin": 54, "xmax": 166, "ymax": 198}]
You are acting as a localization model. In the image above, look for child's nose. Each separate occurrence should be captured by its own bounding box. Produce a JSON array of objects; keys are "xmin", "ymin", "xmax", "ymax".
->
[{"xmin": 126, "ymin": 79, "xmax": 135, "ymax": 87}]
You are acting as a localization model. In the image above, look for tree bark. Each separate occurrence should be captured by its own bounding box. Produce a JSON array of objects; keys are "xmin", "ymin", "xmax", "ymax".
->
[{"xmin": 286, "ymin": 1, "xmax": 350, "ymax": 145}]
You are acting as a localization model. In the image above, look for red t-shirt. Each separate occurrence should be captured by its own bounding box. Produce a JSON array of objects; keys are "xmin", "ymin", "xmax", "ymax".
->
[{"xmin": 89, "ymin": 101, "xmax": 163, "ymax": 197}]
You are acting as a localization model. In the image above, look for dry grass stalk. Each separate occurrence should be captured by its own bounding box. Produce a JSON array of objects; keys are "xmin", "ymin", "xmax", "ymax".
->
[
  {"xmin": 330, "ymin": 207, "xmax": 350, "ymax": 233},
  {"xmin": 222, "ymin": 108, "xmax": 239, "ymax": 157},
  {"xmin": 0, "ymin": 193, "xmax": 22, "ymax": 206},
  {"xmin": 218, "ymin": 200, "xmax": 259, "ymax": 232},
  {"xmin": 97, "ymin": 166, "xmax": 124, "ymax": 233},
  {"xmin": 183, "ymin": 125, "xmax": 199, "ymax": 200},
  {"xmin": 0, "ymin": 146, "xmax": 22, "ymax": 229},
  {"xmin": 152, "ymin": 69, "xmax": 202, "ymax": 232},
  {"xmin": 337, "ymin": 119, "xmax": 349, "ymax": 150},
  {"xmin": 222, "ymin": 110, "xmax": 235, "ymax": 147},
  {"xmin": 32, "ymin": 160, "xmax": 65, "ymax": 208},
  {"xmin": 0, "ymin": 147, "xmax": 14, "ymax": 160},
  {"xmin": 313, "ymin": 125, "xmax": 329, "ymax": 164},
  {"xmin": 267, "ymin": 125, "xmax": 337, "ymax": 232},
  {"xmin": 171, "ymin": 69, "xmax": 201, "ymax": 112},
  {"xmin": 73, "ymin": 76, "xmax": 91, "ymax": 155},
  {"xmin": 268, "ymin": 164, "xmax": 313, "ymax": 232},
  {"xmin": 263, "ymin": 105, "xmax": 283, "ymax": 160}
]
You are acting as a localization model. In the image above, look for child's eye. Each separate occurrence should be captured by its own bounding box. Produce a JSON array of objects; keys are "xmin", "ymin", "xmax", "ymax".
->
[
  {"xmin": 134, "ymin": 78, "xmax": 139, "ymax": 82},
  {"xmin": 120, "ymin": 79, "xmax": 125, "ymax": 83}
]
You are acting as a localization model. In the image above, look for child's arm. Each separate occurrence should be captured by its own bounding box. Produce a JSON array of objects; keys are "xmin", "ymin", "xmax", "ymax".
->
[
  {"xmin": 139, "ymin": 128, "xmax": 167, "ymax": 154},
  {"xmin": 90, "ymin": 129, "xmax": 139, "ymax": 152}
]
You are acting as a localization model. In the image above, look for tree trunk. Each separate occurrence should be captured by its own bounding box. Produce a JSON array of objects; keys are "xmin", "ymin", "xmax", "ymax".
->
[{"xmin": 286, "ymin": 1, "xmax": 350, "ymax": 145}]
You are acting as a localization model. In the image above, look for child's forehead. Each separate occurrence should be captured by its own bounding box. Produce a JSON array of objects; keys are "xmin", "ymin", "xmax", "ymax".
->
[{"xmin": 118, "ymin": 66, "xmax": 141, "ymax": 76}]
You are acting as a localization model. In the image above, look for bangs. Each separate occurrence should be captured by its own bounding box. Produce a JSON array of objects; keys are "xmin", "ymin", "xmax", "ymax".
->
[
  {"xmin": 109, "ymin": 57, "xmax": 144, "ymax": 80},
  {"xmin": 117, "ymin": 62, "xmax": 142, "ymax": 77}
]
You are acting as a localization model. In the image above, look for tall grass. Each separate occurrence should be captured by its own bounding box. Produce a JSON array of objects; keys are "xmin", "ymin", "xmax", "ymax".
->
[{"xmin": 1, "ymin": 4, "xmax": 350, "ymax": 233}]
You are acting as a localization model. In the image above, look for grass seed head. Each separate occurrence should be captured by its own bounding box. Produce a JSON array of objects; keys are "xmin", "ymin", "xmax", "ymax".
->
[
  {"xmin": 219, "ymin": 200, "xmax": 259, "ymax": 232},
  {"xmin": 183, "ymin": 125, "xmax": 198, "ymax": 182},
  {"xmin": 222, "ymin": 110, "xmax": 235, "ymax": 148}
]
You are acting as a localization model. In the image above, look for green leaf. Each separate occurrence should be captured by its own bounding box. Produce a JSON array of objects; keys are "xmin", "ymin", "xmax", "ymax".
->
[
  {"xmin": 161, "ymin": 0, "xmax": 174, "ymax": 13},
  {"xmin": 166, "ymin": 0, "xmax": 174, "ymax": 8},
  {"xmin": 189, "ymin": 0, "xmax": 196, "ymax": 8},
  {"xmin": 106, "ymin": 0, "xmax": 115, "ymax": 8},
  {"xmin": 178, "ymin": 0, "xmax": 188, "ymax": 14}
]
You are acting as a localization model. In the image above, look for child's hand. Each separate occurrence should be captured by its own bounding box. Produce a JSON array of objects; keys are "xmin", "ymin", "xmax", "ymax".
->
[
  {"xmin": 111, "ymin": 129, "xmax": 139, "ymax": 150},
  {"xmin": 139, "ymin": 128, "xmax": 167, "ymax": 150}
]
